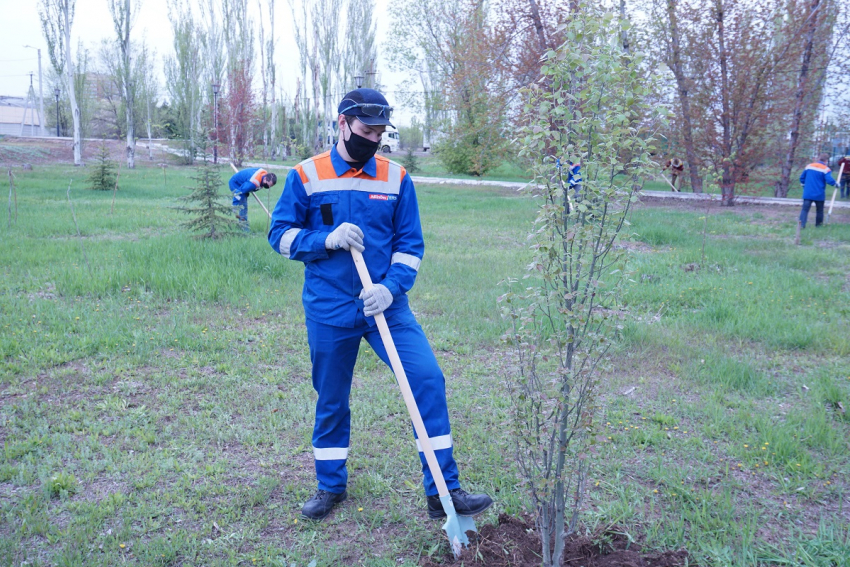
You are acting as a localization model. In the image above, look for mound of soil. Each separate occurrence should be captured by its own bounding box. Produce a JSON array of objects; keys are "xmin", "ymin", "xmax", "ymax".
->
[{"xmin": 421, "ymin": 514, "xmax": 691, "ymax": 567}]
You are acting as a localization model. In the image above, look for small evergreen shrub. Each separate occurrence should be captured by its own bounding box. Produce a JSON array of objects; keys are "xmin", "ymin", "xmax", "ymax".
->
[
  {"xmin": 401, "ymin": 148, "xmax": 420, "ymax": 174},
  {"xmin": 174, "ymin": 164, "xmax": 240, "ymax": 239},
  {"xmin": 88, "ymin": 143, "xmax": 117, "ymax": 191}
]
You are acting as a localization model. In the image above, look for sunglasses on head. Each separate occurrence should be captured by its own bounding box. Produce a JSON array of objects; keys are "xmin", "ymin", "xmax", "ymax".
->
[{"xmin": 339, "ymin": 101, "xmax": 393, "ymax": 120}]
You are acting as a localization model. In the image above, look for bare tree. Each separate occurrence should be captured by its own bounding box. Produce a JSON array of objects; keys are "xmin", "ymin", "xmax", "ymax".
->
[
  {"xmin": 39, "ymin": 0, "xmax": 82, "ymax": 165},
  {"xmin": 136, "ymin": 42, "xmax": 158, "ymax": 161},
  {"xmin": 108, "ymin": 0, "xmax": 137, "ymax": 168},
  {"xmin": 776, "ymin": 0, "xmax": 827, "ymax": 197},
  {"xmin": 342, "ymin": 0, "xmax": 378, "ymax": 91}
]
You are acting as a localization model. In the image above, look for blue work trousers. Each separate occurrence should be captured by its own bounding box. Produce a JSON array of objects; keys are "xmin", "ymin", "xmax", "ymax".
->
[
  {"xmin": 800, "ymin": 199, "xmax": 824, "ymax": 228},
  {"xmin": 306, "ymin": 307, "xmax": 460, "ymax": 496},
  {"xmin": 232, "ymin": 194, "xmax": 249, "ymax": 231},
  {"xmin": 841, "ymin": 176, "xmax": 850, "ymax": 198}
]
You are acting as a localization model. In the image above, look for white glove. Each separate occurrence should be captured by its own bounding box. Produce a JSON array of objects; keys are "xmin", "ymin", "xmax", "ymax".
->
[
  {"xmin": 325, "ymin": 222, "xmax": 364, "ymax": 252},
  {"xmin": 360, "ymin": 284, "xmax": 393, "ymax": 317}
]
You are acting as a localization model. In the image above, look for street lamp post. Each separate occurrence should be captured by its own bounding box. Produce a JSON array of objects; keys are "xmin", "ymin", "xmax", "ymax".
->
[
  {"xmin": 212, "ymin": 83, "xmax": 220, "ymax": 164},
  {"xmin": 354, "ymin": 74, "xmax": 364, "ymax": 89},
  {"xmin": 54, "ymin": 87, "xmax": 60, "ymax": 137}
]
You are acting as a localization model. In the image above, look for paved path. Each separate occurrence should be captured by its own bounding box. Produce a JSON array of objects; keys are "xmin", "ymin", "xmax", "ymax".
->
[{"xmin": 149, "ymin": 142, "xmax": 850, "ymax": 210}]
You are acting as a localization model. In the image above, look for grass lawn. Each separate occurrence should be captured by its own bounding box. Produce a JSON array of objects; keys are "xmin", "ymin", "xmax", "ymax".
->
[{"xmin": 1, "ymin": 162, "xmax": 848, "ymax": 566}]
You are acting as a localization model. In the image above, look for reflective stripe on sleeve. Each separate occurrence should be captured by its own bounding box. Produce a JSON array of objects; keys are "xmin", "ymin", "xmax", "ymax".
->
[
  {"xmin": 391, "ymin": 252, "xmax": 421, "ymax": 271},
  {"xmin": 279, "ymin": 228, "xmax": 302, "ymax": 258},
  {"xmin": 387, "ymin": 162, "xmax": 402, "ymax": 195},
  {"xmin": 415, "ymin": 434, "xmax": 453, "ymax": 452},
  {"xmin": 313, "ymin": 446, "xmax": 349, "ymax": 460}
]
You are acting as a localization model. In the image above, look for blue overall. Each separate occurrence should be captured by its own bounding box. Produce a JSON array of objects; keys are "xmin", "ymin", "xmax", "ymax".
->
[
  {"xmin": 798, "ymin": 162, "xmax": 836, "ymax": 228},
  {"xmin": 229, "ymin": 168, "xmax": 267, "ymax": 228},
  {"xmin": 268, "ymin": 147, "xmax": 460, "ymax": 496}
]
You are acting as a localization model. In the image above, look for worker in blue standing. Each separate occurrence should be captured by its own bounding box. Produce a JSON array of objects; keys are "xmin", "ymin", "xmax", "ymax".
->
[
  {"xmin": 799, "ymin": 153, "xmax": 837, "ymax": 228},
  {"xmin": 229, "ymin": 168, "xmax": 277, "ymax": 231},
  {"xmin": 268, "ymin": 88, "xmax": 493, "ymax": 521}
]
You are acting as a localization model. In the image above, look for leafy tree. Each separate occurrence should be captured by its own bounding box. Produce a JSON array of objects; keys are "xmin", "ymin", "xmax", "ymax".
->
[
  {"xmin": 88, "ymin": 143, "xmax": 117, "ymax": 191},
  {"xmin": 165, "ymin": 0, "xmax": 204, "ymax": 164},
  {"xmin": 39, "ymin": 0, "xmax": 83, "ymax": 165},
  {"xmin": 175, "ymin": 165, "xmax": 240, "ymax": 239},
  {"xmin": 398, "ymin": 120, "xmax": 423, "ymax": 150},
  {"xmin": 500, "ymin": 6, "xmax": 661, "ymax": 566}
]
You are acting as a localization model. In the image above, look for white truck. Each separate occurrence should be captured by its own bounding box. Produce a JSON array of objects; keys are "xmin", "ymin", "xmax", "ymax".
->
[{"xmin": 380, "ymin": 127, "xmax": 399, "ymax": 153}]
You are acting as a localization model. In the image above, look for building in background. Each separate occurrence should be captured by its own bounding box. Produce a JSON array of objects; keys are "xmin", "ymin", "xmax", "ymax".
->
[{"xmin": 0, "ymin": 96, "xmax": 42, "ymax": 136}]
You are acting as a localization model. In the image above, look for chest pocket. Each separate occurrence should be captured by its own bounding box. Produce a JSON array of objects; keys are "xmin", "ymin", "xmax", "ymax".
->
[
  {"xmin": 364, "ymin": 192, "xmax": 397, "ymax": 234},
  {"xmin": 310, "ymin": 193, "xmax": 339, "ymax": 227}
]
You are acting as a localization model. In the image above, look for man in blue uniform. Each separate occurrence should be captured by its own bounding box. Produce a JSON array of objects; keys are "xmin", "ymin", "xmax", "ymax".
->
[
  {"xmin": 229, "ymin": 168, "xmax": 277, "ymax": 230},
  {"xmin": 268, "ymin": 88, "xmax": 493, "ymax": 521},
  {"xmin": 799, "ymin": 154, "xmax": 837, "ymax": 228}
]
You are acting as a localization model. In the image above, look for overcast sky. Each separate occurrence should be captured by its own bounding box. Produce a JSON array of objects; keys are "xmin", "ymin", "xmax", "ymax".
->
[{"xmin": 0, "ymin": 0, "xmax": 416, "ymax": 125}]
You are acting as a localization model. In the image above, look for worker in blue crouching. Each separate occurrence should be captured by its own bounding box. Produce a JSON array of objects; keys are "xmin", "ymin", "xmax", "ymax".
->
[
  {"xmin": 799, "ymin": 153, "xmax": 837, "ymax": 228},
  {"xmin": 268, "ymin": 88, "xmax": 493, "ymax": 521},
  {"xmin": 229, "ymin": 168, "xmax": 277, "ymax": 231}
]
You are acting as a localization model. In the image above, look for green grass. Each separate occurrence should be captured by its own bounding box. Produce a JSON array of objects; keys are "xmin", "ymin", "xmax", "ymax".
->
[{"xmin": 1, "ymin": 162, "xmax": 849, "ymax": 565}]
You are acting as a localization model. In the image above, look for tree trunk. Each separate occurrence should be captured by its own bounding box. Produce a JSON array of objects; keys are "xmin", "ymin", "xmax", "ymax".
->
[
  {"xmin": 527, "ymin": 0, "xmax": 548, "ymax": 53},
  {"xmin": 716, "ymin": 0, "xmax": 734, "ymax": 205},
  {"xmin": 63, "ymin": 4, "xmax": 82, "ymax": 165},
  {"xmin": 776, "ymin": 0, "xmax": 820, "ymax": 198},
  {"xmin": 620, "ymin": 0, "xmax": 630, "ymax": 53},
  {"xmin": 666, "ymin": 0, "xmax": 702, "ymax": 193}
]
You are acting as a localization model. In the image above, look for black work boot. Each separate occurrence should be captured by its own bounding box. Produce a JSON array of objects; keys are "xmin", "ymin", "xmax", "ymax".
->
[
  {"xmin": 301, "ymin": 489, "xmax": 347, "ymax": 520},
  {"xmin": 427, "ymin": 488, "xmax": 493, "ymax": 519}
]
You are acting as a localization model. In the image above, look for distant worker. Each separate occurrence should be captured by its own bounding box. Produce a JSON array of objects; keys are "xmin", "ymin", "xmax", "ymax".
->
[
  {"xmin": 229, "ymin": 168, "xmax": 277, "ymax": 231},
  {"xmin": 798, "ymin": 153, "xmax": 837, "ymax": 228},
  {"xmin": 568, "ymin": 160, "xmax": 582, "ymax": 200},
  {"xmin": 836, "ymin": 153, "xmax": 850, "ymax": 199},
  {"xmin": 662, "ymin": 157, "xmax": 684, "ymax": 191}
]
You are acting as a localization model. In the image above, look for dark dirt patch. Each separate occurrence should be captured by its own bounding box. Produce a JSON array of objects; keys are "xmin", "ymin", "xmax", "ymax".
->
[{"xmin": 421, "ymin": 514, "xmax": 691, "ymax": 567}]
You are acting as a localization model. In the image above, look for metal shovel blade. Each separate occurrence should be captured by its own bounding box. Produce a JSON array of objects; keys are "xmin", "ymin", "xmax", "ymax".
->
[{"xmin": 439, "ymin": 495, "xmax": 477, "ymax": 557}]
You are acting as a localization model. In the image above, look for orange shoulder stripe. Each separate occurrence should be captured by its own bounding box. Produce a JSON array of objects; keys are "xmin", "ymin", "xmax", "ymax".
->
[
  {"xmin": 374, "ymin": 156, "xmax": 389, "ymax": 182},
  {"xmin": 312, "ymin": 152, "xmax": 336, "ymax": 180},
  {"xmin": 294, "ymin": 164, "xmax": 308, "ymax": 184}
]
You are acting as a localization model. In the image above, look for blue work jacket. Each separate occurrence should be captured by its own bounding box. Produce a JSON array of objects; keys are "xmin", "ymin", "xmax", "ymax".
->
[
  {"xmin": 229, "ymin": 168, "xmax": 268, "ymax": 195},
  {"xmin": 268, "ymin": 147, "xmax": 422, "ymax": 328},
  {"xmin": 799, "ymin": 162, "xmax": 836, "ymax": 201}
]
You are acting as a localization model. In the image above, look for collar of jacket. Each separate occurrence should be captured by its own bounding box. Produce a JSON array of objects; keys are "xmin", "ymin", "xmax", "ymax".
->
[{"xmin": 330, "ymin": 145, "xmax": 378, "ymax": 178}]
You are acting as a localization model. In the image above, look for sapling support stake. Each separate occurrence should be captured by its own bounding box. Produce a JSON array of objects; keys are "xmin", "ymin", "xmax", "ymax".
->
[
  {"xmin": 7, "ymin": 168, "xmax": 17, "ymax": 228},
  {"xmin": 111, "ymin": 163, "xmax": 122, "ymax": 215},
  {"xmin": 66, "ymin": 180, "xmax": 91, "ymax": 273}
]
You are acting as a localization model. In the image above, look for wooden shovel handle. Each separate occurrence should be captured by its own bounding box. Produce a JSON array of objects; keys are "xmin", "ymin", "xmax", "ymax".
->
[{"xmin": 350, "ymin": 248, "xmax": 450, "ymax": 498}]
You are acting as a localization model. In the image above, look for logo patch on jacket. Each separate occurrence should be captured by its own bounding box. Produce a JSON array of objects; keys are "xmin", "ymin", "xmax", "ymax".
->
[{"xmin": 369, "ymin": 194, "xmax": 396, "ymax": 201}]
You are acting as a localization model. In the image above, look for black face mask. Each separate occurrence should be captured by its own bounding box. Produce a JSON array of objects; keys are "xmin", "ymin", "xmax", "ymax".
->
[{"xmin": 342, "ymin": 126, "xmax": 380, "ymax": 163}]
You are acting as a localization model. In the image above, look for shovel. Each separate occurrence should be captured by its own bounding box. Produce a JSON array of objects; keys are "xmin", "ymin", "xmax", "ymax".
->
[
  {"xmin": 827, "ymin": 162, "xmax": 844, "ymax": 224},
  {"xmin": 350, "ymin": 248, "xmax": 476, "ymax": 558}
]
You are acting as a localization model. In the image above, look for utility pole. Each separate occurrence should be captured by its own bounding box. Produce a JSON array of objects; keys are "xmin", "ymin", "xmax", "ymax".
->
[
  {"xmin": 23, "ymin": 45, "xmax": 46, "ymax": 136},
  {"xmin": 21, "ymin": 74, "xmax": 40, "ymax": 136}
]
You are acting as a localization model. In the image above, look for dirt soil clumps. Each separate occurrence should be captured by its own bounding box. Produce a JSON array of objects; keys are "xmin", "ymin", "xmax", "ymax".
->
[{"xmin": 421, "ymin": 514, "xmax": 692, "ymax": 567}]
